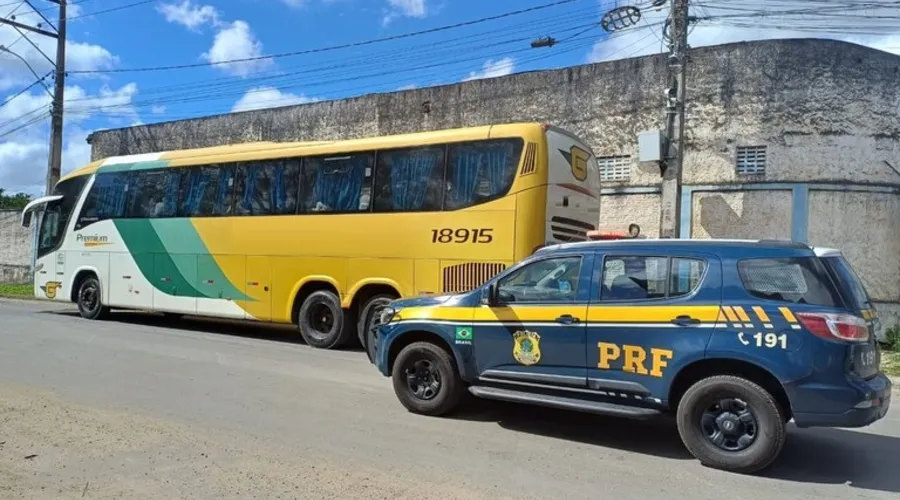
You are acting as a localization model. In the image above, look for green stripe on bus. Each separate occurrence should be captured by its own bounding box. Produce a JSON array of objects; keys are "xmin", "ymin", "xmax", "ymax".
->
[
  {"xmin": 99, "ymin": 160, "xmax": 170, "ymax": 173},
  {"xmin": 148, "ymin": 219, "xmax": 251, "ymax": 301},
  {"xmin": 113, "ymin": 219, "xmax": 207, "ymax": 299}
]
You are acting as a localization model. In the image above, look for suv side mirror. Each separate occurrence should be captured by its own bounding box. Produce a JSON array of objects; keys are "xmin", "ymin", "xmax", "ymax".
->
[{"xmin": 481, "ymin": 283, "xmax": 497, "ymax": 306}]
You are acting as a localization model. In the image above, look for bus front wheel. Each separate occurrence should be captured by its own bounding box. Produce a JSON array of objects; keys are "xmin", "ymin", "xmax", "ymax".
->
[
  {"xmin": 297, "ymin": 290, "xmax": 354, "ymax": 349},
  {"xmin": 76, "ymin": 275, "xmax": 110, "ymax": 320}
]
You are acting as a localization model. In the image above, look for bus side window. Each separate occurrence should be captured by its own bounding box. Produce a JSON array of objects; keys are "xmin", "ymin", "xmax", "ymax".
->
[
  {"xmin": 444, "ymin": 139, "xmax": 522, "ymax": 211},
  {"xmin": 233, "ymin": 160, "xmax": 300, "ymax": 216},
  {"xmin": 300, "ymin": 152, "xmax": 373, "ymax": 214},
  {"xmin": 126, "ymin": 169, "xmax": 180, "ymax": 218},
  {"xmin": 78, "ymin": 172, "xmax": 129, "ymax": 226},
  {"xmin": 373, "ymin": 146, "xmax": 444, "ymax": 212}
]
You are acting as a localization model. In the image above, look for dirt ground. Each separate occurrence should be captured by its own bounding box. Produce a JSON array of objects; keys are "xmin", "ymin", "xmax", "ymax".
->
[{"xmin": 0, "ymin": 382, "xmax": 497, "ymax": 500}]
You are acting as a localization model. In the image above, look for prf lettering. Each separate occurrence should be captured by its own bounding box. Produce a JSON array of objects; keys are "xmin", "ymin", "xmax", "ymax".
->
[{"xmin": 597, "ymin": 342, "xmax": 673, "ymax": 378}]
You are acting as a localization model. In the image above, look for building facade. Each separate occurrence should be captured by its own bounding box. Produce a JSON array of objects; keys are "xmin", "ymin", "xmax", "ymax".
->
[{"xmin": 78, "ymin": 38, "xmax": 900, "ymax": 326}]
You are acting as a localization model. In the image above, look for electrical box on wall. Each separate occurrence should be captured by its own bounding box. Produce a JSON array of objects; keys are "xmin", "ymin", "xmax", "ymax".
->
[{"xmin": 637, "ymin": 129, "xmax": 664, "ymax": 163}]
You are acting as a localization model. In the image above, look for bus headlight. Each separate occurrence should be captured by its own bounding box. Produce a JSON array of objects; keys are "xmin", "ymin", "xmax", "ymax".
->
[{"xmin": 379, "ymin": 306, "xmax": 397, "ymax": 325}]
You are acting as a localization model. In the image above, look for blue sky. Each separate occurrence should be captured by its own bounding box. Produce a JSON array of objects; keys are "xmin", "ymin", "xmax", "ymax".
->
[{"xmin": 1, "ymin": 0, "xmax": 898, "ymax": 195}]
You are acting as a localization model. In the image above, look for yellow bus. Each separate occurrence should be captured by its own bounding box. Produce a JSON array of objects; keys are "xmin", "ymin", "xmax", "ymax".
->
[{"xmin": 21, "ymin": 122, "xmax": 601, "ymax": 356}]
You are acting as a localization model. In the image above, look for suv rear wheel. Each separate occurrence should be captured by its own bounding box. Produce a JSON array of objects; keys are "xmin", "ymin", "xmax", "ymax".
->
[{"xmin": 676, "ymin": 375, "xmax": 786, "ymax": 474}]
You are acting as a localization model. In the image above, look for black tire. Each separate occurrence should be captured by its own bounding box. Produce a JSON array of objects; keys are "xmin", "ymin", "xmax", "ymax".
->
[
  {"xmin": 391, "ymin": 341, "xmax": 464, "ymax": 417},
  {"xmin": 357, "ymin": 293, "xmax": 397, "ymax": 363},
  {"xmin": 676, "ymin": 375, "xmax": 786, "ymax": 474},
  {"xmin": 76, "ymin": 275, "xmax": 109, "ymax": 320},
  {"xmin": 297, "ymin": 290, "xmax": 354, "ymax": 349}
]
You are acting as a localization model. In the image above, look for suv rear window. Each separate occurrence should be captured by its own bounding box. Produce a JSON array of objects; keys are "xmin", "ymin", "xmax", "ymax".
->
[
  {"xmin": 737, "ymin": 257, "xmax": 842, "ymax": 307},
  {"xmin": 820, "ymin": 255, "xmax": 871, "ymax": 310}
]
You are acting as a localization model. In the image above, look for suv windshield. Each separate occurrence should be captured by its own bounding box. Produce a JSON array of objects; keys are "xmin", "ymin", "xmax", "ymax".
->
[{"xmin": 820, "ymin": 255, "xmax": 872, "ymax": 310}]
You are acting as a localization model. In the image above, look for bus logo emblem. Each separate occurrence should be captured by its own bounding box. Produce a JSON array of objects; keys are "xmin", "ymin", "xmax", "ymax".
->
[{"xmin": 559, "ymin": 146, "xmax": 590, "ymax": 182}]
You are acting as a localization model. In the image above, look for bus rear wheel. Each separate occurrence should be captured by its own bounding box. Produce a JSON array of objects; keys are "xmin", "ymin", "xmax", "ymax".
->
[
  {"xmin": 358, "ymin": 293, "xmax": 397, "ymax": 363},
  {"xmin": 297, "ymin": 290, "xmax": 354, "ymax": 349},
  {"xmin": 76, "ymin": 275, "xmax": 109, "ymax": 320}
]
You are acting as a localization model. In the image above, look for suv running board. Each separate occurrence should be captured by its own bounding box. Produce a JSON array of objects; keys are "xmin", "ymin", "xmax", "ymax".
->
[{"xmin": 469, "ymin": 386, "xmax": 662, "ymax": 420}]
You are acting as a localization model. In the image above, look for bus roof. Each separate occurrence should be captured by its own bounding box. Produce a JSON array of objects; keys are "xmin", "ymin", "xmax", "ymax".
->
[{"xmin": 62, "ymin": 122, "xmax": 551, "ymax": 183}]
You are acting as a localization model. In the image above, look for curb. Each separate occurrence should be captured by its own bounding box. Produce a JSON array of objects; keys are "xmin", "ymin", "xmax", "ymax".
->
[{"xmin": 0, "ymin": 294, "xmax": 47, "ymax": 302}]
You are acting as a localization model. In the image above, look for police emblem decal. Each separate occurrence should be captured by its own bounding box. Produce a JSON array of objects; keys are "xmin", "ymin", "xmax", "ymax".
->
[{"xmin": 512, "ymin": 330, "xmax": 541, "ymax": 366}]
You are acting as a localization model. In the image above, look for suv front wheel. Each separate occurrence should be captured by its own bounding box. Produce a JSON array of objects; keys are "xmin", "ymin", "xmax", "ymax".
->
[
  {"xmin": 676, "ymin": 375, "xmax": 786, "ymax": 474},
  {"xmin": 392, "ymin": 341, "xmax": 464, "ymax": 416}
]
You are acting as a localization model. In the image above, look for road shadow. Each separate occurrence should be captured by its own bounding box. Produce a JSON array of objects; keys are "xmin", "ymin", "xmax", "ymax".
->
[
  {"xmin": 43, "ymin": 309, "xmax": 367, "ymax": 353},
  {"xmin": 453, "ymin": 398, "xmax": 692, "ymax": 460},
  {"xmin": 452, "ymin": 398, "xmax": 900, "ymax": 493}
]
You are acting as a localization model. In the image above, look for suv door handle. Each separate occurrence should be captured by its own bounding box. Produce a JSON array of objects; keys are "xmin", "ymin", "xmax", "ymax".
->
[
  {"xmin": 555, "ymin": 314, "xmax": 580, "ymax": 325},
  {"xmin": 671, "ymin": 315, "xmax": 700, "ymax": 326}
]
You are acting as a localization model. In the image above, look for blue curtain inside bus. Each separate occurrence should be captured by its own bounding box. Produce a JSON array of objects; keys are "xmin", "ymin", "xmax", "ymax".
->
[
  {"xmin": 311, "ymin": 157, "xmax": 366, "ymax": 211},
  {"xmin": 181, "ymin": 169, "xmax": 211, "ymax": 216},
  {"xmin": 447, "ymin": 142, "xmax": 514, "ymax": 207},
  {"xmin": 389, "ymin": 149, "xmax": 440, "ymax": 210},
  {"xmin": 93, "ymin": 173, "xmax": 128, "ymax": 219}
]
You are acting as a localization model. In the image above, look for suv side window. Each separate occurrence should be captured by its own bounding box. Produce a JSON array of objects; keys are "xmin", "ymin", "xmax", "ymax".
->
[
  {"xmin": 737, "ymin": 257, "xmax": 841, "ymax": 306},
  {"xmin": 600, "ymin": 255, "xmax": 706, "ymax": 301},
  {"xmin": 496, "ymin": 255, "xmax": 583, "ymax": 303}
]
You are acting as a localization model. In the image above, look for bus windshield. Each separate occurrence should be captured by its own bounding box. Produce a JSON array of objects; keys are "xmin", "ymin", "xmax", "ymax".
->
[{"xmin": 37, "ymin": 176, "xmax": 88, "ymax": 258}]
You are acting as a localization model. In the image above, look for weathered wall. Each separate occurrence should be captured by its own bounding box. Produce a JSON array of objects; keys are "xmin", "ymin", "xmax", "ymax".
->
[
  {"xmin": 88, "ymin": 38, "xmax": 900, "ymax": 189},
  {"xmin": 0, "ymin": 210, "xmax": 31, "ymax": 283}
]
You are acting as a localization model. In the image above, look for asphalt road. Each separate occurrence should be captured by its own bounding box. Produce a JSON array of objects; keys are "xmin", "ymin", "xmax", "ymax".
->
[{"xmin": 1, "ymin": 299, "xmax": 898, "ymax": 500}]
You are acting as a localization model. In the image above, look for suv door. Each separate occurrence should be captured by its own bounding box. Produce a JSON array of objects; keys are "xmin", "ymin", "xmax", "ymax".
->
[
  {"xmin": 472, "ymin": 252, "xmax": 592, "ymax": 389},
  {"xmin": 586, "ymin": 250, "xmax": 723, "ymax": 403}
]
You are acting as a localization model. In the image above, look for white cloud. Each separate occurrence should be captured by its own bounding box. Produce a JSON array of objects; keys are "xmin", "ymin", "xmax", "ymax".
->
[
  {"xmin": 0, "ymin": 83, "xmax": 139, "ymax": 126},
  {"xmin": 201, "ymin": 20, "xmax": 272, "ymax": 77},
  {"xmin": 151, "ymin": 105, "xmax": 167, "ymax": 115},
  {"xmin": 383, "ymin": 0, "xmax": 427, "ymax": 25},
  {"xmin": 231, "ymin": 87, "xmax": 318, "ymax": 112},
  {"xmin": 156, "ymin": 0, "xmax": 222, "ymax": 31},
  {"xmin": 463, "ymin": 57, "xmax": 515, "ymax": 81},
  {"xmin": 0, "ymin": 125, "xmax": 93, "ymax": 196},
  {"xmin": 586, "ymin": 1, "xmax": 900, "ymax": 64}
]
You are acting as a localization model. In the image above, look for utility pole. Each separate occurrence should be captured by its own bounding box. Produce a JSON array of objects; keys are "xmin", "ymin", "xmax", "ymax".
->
[
  {"xmin": 46, "ymin": 0, "xmax": 66, "ymax": 195},
  {"xmin": 0, "ymin": 0, "xmax": 66, "ymax": 196},
  {"xmin": 658, "ymin": 0, "xmax": 690, "ymax": 238}
]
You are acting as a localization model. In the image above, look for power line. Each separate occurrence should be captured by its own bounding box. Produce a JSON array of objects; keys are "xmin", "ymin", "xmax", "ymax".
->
[
  {"xmin": 0, "ymin": 70, "xmax": 51, "ymax": 109},
  {"xmin": 62, "ymin": 6, "xmax": 605, "ymax": 103},
  {"xmin": 0, "ymin": 110, "xmax": 47, "ymax": 139},
  {"xmin": 66, "ymin": 25, "xmax": 664, "ymax": 120},
  {"xmin": 67, "ymin": 0, "xmax": 154, "ymax": 20},
  {"xmin": 67, "ymin": 0, "xmax": 591, "ymax": 74}
]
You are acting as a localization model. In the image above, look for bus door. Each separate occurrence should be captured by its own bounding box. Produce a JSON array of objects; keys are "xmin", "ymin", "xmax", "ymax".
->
[{"xmin": 21, "ymin": 195, "xmax": 63, "ymax": 300}]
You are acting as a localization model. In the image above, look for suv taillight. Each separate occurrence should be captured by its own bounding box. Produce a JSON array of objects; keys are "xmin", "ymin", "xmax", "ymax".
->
[{"xmin": 796, "ymin": 312, "xmax": 869, "ymax": 343}]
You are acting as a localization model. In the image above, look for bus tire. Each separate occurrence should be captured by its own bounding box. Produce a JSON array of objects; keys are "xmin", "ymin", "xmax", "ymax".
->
[
  {"xmin": 391, "ymin": 341, "xmax": 463, "ymax": 417},
  {"xmin": 297, "ymin": 290, "xmax": 353, "ymax": 349},
  {"xmin": 357, "ymin": 293, "xmax": 396, "ymax": 363},
  {"xmin": 676, "ymin": 375, "xmax": 786, "ymax": 474},
  {"xmin": 76, "ymin": 275, "xmax": 109, "ymax": 320}
]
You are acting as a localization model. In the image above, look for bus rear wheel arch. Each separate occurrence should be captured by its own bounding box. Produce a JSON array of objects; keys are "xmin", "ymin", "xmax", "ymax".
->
[{"xmin": 72, "ymin": 272, "xmax": 110, "ymax": 320}]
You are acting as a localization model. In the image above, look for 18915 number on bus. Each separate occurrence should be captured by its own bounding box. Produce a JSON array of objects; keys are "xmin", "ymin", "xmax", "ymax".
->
[{"xmin": 431, "ymin": 228, "xmax": 494, "ymax": 244}]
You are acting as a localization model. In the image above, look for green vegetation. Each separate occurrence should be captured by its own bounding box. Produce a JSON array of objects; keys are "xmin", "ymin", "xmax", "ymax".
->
[
  {"xmin": 0, "ymin": 283, "xmax": 34, "ymax": 297},
  {"xmin": 0, "ymin": 189, "xmax": 31, "ymax": 210},
  {"xmin": 881, "ymin": 325, "xmax": 900, "ymax": 377}
]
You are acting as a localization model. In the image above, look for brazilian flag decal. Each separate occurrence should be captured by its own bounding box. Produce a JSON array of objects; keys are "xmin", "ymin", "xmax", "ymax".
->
[{"xmin": 455, "ymin": 326, "xmax": 473, "ymax": 344}]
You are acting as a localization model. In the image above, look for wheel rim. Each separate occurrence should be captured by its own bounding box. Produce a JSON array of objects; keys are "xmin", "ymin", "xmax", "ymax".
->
[
  {"xmin": 80, "ymin": 282, "xmax": 98, "ymax": 313},
  {"xmin": 404, "ymin": 358, "xmax": 441, "ymax": 401},
  {"xmin": 699, "ymin": 397, "xmax": 758, "ymax": 452},
  {"xmin": 306, "ymin": 303, "xmax": 335, "ymax": 339}
]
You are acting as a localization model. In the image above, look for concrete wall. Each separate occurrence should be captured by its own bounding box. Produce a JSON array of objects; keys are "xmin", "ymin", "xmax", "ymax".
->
[
  {"xmin": 11, "ymin": 37, "xmax": 899, "ymax": 325},
  {"xmin": 0, "ymin": 210, "xmax": 31, "ymax": 283}
]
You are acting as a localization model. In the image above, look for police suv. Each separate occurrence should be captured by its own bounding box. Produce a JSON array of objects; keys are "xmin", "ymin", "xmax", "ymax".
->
[{"xmin": 370, "ymin": 239, "xmax": 891, "ymax": 474}]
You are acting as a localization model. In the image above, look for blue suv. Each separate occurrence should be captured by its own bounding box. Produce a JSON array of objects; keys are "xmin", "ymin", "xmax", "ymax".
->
[{"xmin": 371, "ymin": 239, "xmax": 891, "ymax": 474}]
